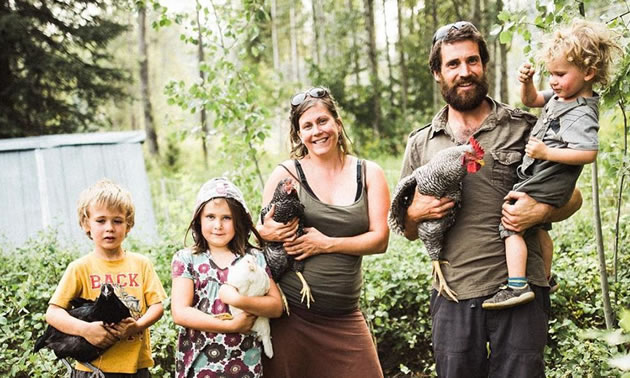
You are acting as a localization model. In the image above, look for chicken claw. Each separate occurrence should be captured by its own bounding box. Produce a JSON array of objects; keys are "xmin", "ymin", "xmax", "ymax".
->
[
  {"xmin": 433, "ymin": 260, "xmax": 459, "ymax": 302},
  {"xmin": 295, "ymin": 272, "xmax": 314, "ymax": 308}
]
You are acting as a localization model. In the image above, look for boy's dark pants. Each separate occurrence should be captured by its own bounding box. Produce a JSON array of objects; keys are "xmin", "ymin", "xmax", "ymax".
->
[{"xmin": 431, "ymin": 285, "xmax": 550, "ymax": 378}]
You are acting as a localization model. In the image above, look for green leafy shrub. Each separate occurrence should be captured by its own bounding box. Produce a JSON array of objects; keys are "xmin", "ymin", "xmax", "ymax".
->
[{"xmin": 361, "ymin": 235, "xmax": 435, "ymax": 375}]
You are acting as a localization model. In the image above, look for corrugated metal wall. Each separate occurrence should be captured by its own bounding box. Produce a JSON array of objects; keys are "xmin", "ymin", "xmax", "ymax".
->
[{"xmin": 0, "ymin": 131, "xmax": 158, "ymax": 249}]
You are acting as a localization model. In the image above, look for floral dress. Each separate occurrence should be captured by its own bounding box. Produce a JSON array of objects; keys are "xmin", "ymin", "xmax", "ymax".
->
[{"xmin": 171, "ymin": 248, "xmax": 270, "ymax": 378}]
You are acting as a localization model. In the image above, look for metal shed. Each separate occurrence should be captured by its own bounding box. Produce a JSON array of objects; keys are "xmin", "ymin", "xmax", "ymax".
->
[{"xmin": 0, "ymin": 131, "xmax": 158, "ymax": 248}]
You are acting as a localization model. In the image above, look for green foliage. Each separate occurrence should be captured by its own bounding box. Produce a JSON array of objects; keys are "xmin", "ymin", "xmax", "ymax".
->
[
  {"xmin": 156, "ymin": 0, "xmax": 275, "ymax": 203},
  {"xmin": 361, "ymin": 236, "xmax": 434, "ymax": 375},
  {"xmin": 0, "ymin": 0, "xmax": 129, "ymax": 138}
]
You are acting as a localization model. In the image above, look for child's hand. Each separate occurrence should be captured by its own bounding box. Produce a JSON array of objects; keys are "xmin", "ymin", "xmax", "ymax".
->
[
  {"xmin": 83, "ymin": 321, "xmax": 118, "ymax": 348},
  {"xmin": 229, "ymin": 312, "xmax": 257, "ymax": 333},
  {"xmin": 218, "ymin": 284, "xmax": 241, "ymax": 307},
  {"xmin": 525, "ymin": 137, "xmax": 548, "ymax": 160},
  {"xmin": 518, "ymin": 63, "xmax": 535, "ymax": 83},
  {"xmin": 105, "ymin": 317, "xmax": 141, "ymax": 341}
]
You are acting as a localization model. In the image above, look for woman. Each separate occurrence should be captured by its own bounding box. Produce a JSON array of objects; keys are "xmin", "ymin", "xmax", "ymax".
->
[{"xmin": 258, "ymin": 87, "xmax": 390, "ymax": 377}]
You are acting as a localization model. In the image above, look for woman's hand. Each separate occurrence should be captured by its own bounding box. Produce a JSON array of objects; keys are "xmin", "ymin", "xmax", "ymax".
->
[
  {"xmin": 258, "ymin": 204, "xmax": 300, "ymax": 242},
  {"xmin": 283, "ymin": 227, "xmax": 330, "ymax": 261}
]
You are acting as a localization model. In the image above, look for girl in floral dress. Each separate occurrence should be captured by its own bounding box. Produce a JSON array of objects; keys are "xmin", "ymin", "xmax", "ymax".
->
[{"xmin": 171, "ymin": 177, "xmax": 283, "ymax": 378}]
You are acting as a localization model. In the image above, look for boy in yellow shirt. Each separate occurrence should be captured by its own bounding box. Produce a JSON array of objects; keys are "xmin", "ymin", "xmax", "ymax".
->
[{"xmin": 45, "ymin": 179, "xmax": 167, "ymax": 377}]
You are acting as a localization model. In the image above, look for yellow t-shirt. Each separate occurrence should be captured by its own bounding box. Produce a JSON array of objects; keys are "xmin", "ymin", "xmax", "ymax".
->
[{"xmin": 49, "ymin": 251, "xmax": 167, "ymax": 373}]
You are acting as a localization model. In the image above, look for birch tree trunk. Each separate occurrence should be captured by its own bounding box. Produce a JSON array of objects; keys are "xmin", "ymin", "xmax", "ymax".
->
[
  {"xmin": 290, "ymin": 3, "xmax": 299, "ymax": 82},
  {"xmin": 396, "ymin": 0, "xmax": 408, "ymax": 115},
  {"xmin": 497, "ymin": 0, "xmax": 508, "ymax": 103},
  {"xmin": 363, "ymin": 0, "xmax": 382, "ymax": 135},
  {"xmin": 195, "ymin": 0, "xmax": 208, "ymax": 166},
  {"xmin": 138, "ymin": 6, "xmax": 158, "ymax": 155},
  {"xmin": 592, "ymin": 161, "xmax": 615, "ymax": 329},
  {"xmin": 430, "ymin": 0, "xmax": 440, "ymax": 112},
  {"xmin": 271, "ymin": 0, "xmax": 280, "ymax": 71},
  {"xmin": 311, "ymin": 0, "xmax": 321, "ymax": 65},
  {"xmin": 382, "ymin": 0, "xmax": 395, "ymax": 100},
  {"xmin": 347, "ymin": 0, "xmax": 362, "ymax": 86}
]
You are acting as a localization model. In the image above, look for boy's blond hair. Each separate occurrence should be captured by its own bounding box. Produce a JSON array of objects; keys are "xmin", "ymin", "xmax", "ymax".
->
[
  {"xmin": 537, "ymin": 20, "xmax": 620, "ymax": 87},
  {"xmin": 77, "ymin": 179, "xmax": 135, "ymax": 238}
]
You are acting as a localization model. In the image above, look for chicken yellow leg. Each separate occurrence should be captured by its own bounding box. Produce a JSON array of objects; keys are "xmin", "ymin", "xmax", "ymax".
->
[
  {"xmin": 295, "ymin": 272, "xmax": 314, "ymax": 308},
  {"xmin": 277, "ymin": 285, "xmax": 290, "ymax": 315},
  {"xmin": 433, "ymin": 260, "xmax": 459, "ymax": 302}
]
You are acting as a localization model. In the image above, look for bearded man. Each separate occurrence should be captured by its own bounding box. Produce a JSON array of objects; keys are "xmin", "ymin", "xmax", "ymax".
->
[{"xmin": 396, "ymin": 22, "xmax": 582, "ymax": 377}]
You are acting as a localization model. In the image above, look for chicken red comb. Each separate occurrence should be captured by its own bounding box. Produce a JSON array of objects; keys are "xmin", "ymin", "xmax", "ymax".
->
[{"xmin": 468, "ymin": 136, "xmax": 484, "ymax": 157}]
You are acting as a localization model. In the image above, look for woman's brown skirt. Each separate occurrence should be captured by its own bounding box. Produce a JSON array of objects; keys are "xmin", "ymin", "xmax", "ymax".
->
[{"xmin": 262, "ymin": 306, "xmax": 383, "ymax": 378}]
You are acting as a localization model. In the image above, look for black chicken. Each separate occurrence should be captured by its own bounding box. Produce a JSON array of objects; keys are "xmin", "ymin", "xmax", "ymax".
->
[
  {"xmin": 388, "ymin": 137, "xmax": 485, "ymax": 302},
  {"xmin": 260, "ymin": 177, "xmax": 314, "ymax": 309},
  {"xmin": 34, "ymin": 283, "xmax": 131, "ymax": 376}
]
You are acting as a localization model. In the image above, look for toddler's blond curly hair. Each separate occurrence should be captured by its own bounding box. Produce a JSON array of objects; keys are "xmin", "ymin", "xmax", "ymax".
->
[{"xmin": 537, "ymin": 20, "xmax": 620, "ymax": 87}]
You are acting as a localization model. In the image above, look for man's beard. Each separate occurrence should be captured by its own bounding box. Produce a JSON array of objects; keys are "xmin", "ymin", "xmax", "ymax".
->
[{"xmin": 440, "ymin": 74, "xmax": 489, "ymax": 111}]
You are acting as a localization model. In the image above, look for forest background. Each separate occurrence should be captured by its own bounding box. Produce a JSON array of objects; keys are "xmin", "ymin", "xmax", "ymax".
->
[{"xmin": 1, "ymin": 0, "xmax": 630, "ymax": 376}]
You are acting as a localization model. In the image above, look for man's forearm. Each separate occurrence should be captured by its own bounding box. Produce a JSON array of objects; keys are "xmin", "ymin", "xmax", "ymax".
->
[{"xmin": 547, "ymin": 188, "xmax": 583, "ymax": 223}]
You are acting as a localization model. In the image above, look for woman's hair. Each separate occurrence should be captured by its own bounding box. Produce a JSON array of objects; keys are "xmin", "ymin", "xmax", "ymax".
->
[
  {"xmin": 428, "ymin": 22, "xmax": 489, "ymax": 74},
  {"xmin": 76, "ymin": 179, "xmax": 135, "ymax": 239},
  {"xmin": 537, "ymin": 20, "xmax": 621, "ymax": 86},
  {"xmin": 185, "ymin": 197, "xmax": 264, "ymax": 255},
  {"xmin": 288, "ymin": 88, "xmax": 351, "ymax": 159}
]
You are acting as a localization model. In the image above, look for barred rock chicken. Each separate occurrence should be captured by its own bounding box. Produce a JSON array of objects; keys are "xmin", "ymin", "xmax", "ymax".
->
[
  {"xmin": 227, "ymin": 254, "xmax": 273, "ymax": 358},
  {"xmin": 34, "ymin": 283, "xmax": 131, "ymax": 377},
  {"xmin": 388, "ymin": 137, "xmax": 485, "ymax": 302},
  {"xmin": 260, "ymin": 177, "xmax": 313, "ymax": 309}
]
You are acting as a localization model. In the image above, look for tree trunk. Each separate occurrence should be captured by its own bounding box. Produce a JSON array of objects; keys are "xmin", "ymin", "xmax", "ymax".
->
[
  {"xmin": 138, "ymin": 6, "xmax": 158, "ymax": 155},
  {"xmin": 497, "ymin": 0, "xmax": 508, "ymax": 103},
  {"xmin": 471, "ymin": 0, "xmax": 481, "ymax": 30},
  {"xmin": 484, "ymin": 0, "xmax": 496, "ymax": 98},
  {"xmin": 363, "ymin": 0, "xmax": 381, "ymax": 135},
  {"xmin": 195, "ymin": 0, "xmax": 208, "ymax": 166},
  {"xmin": 347, "ymin": 0, "xmax": 362, "ymax": 86},
  {"xmin": 271, "ymin": 0, "xmax": 280, "ymax": 71},
  {"xmin": 613, "ymin": 100, "xmax": 628, "ymax": 284},
  {"xmin": 311, "ymin": 0, "xmax": 321, "ymax": 66},
  {"xmin": 592, "ymin": 161, "xmax": 615, "ymax": 329},
  {"xmin": 382, "ymin": 0, "xmax": 395, "ymax": 101},
  {"xmin": 396, "ymin": 0, "xmax": 408, "ymax": 115},
  {"xmin": 290, "ymin": 3, "xmax": 299, "ymax": 82},
  {"xmin": 430, "ymin": 0, "xmax": 440, "ymax": 112}
]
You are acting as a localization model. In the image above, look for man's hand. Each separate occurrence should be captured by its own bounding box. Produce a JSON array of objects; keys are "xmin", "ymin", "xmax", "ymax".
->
[
  {"xmin": 408, "ymin": 191, "xmax": 455, "ymax": 222},
  {"xmin": 501, "ymin": 191, "xmax": 552, "ymax": 232},
  {"xmin": 403, "ymin": 191, "xmax": 455, "ymax": 240}
]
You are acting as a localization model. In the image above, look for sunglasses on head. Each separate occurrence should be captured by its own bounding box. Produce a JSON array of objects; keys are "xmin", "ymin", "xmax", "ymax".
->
[
  {"xmin": 432, "ymin": 21, "xmax": 478, "ymax": 45},
  {"xmin": 291, "ymin": 87, "xmax": 329, "ymax": 106}
]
